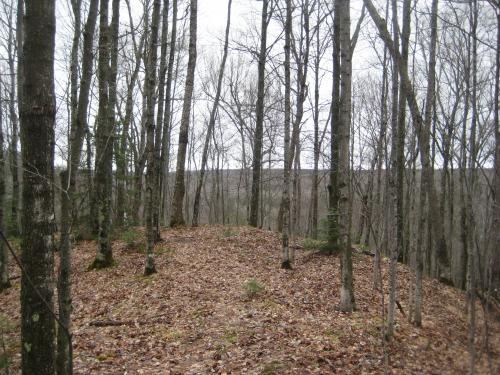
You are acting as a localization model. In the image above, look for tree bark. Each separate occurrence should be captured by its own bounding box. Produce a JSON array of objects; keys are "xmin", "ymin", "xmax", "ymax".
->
[
  {"xmin": 0, "ymin": 82, "xmax": 9, "ymax": 291},
  {"xmin": 7, "ymin": 3, "xmax": 20, "ymax": 236},
  {"xmin": 151, "ymin": 0, "xmax": 170, "ymax": 238},
  {"xmin": 20, "ymin": 1, "xmax": 57, "ymax": 373},
  {"xmin": 327, "ymin": 0, "xmax": 341, "ymax": 255},
  {"xmin": 159, "ymin": 0, "xmax": 178, "ymax": 226},
  {"xmin": 144, "ymin": 0, "xmax": 162, "ymax": 275},
  {"xmin": 90, "ymin": 0, "xmax": 117, "ymax": 269},
  {"xmin": 170, "ymin": 0, "xmax": 198, "ymax": 227},
  {"xmin": 248, "ymin": 0, "xmax": 269, "ymax": 228},
  {"xmin": 338, "ymin": 0, "xmax": 355, "ymax": 312},
  {"xmin": 281, "ymin": 0, "xmax": 292, "ymax": 269}
]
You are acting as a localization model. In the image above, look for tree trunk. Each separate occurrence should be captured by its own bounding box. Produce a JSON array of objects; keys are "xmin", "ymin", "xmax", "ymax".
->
[
  {"xmin": 144, "ymin": 0, "xmax": 161, "ymax": 275},
  {"xmin": 327, "ymin": 0, "xmax": 341, "ymax": 255},
  {"xmin": 56, "ymin": 0, "xmax": 99, "ymax": 372},
  {"xmin": 488, "ymin": 0, "xmax": 500, "ymax": 302},
  {"xmin": 90, "ymin": 0, "xmax": 116, "ymax": 269},
  {"xmin": 363, "ymin": 0, "xmax": 450, "ymax": 282},
  {"xmin": 338, "ymin": 0, "xmax": 355, "ymax": 312},
  {"xmin": 281, "ymin": 0, "xmax": 292, "ymax": 269},
  {"xmin": 0, "ymin": 82, "xmax": 9, "ymax": 291},
  {"xmin": 8, "ymin": 5, "xmax": 20, "ymax": 236},
  {"xmin": 170, "ymin": 0, "xmax": 198, "ymax": 227},
  {"xmin": 248, "ymin": 0, "xmax": 269, "ymax": 227},
  {"xmin": 159, "ymin": 0, "xmax": 178, "ymax": 226},
  {"xmin": 151, "ymin": 0, "xmax": 170, "ymax": 238},
  {"xmin": 20, "ymin": 1, "xmax": 57, "ymax": 373}
]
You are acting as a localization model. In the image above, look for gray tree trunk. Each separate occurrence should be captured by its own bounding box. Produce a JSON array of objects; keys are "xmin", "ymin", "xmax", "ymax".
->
[
  {"xmin": 0, "ymin": 82, "xmax": 9, "ymax": 291},
  {"xmin": 248, "ymin": 0, "xmax": 269, "ymax": 228},
  {"xmin": 159, "ymin": 0, "xmax": 178, "ymax": 226},
  {"xmin": 56, "ymin": 0, "xmax": 99, "ymax": 371},
  {"xmin": 90, "ymin": 0, "xmax": 117, "ymax": 269},
  {"xmin": 281, "ymin": 0, "xmax": 292, "ymax": 269},
  {"xmin": 144, "ymin": 0, "xmax": 161, "ymax": 275},
  {"xmin": 7, "ymin": 3, "xmax": 20, "ymax": 236},
  {"xmin": 338, "ymin": 0, "xmax": 355, "ymax": 312},
  {"xmin": 363, "ymin": 0, "xmax": 450, "ymax": 283},
  {"xmin": 170, "ymin": 0, "xmax": 198, "ymax": 227},
  {"xmin": 152, "ymin": 0, "xmax": 170, "ymax": 238},
  {"xmin": 20, "ymin": 1, "xmax": 57, "ymax": 373}
]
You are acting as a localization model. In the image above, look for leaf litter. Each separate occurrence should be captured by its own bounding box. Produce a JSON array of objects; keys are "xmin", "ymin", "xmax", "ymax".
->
[{"xmin": 0, "ymin": 225, "xmax": 499, "ymax": 374}]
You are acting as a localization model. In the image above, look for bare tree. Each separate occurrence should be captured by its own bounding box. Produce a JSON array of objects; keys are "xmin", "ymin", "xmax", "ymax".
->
[
  {"xmin": 0, "ymin": 80, "xmax": 9, "ymax": 291},
  {"xmin": 90, "ymin": 0, "xmax": 121, "ymax": 269},
  {"xmin": 281, "ymin": 0, "xmax": 292, "ymax": 269},
  {"xmin": 170, "ymin": 0, "xmax": 198, "ymax": 227},
  {"xmin": 249, "ymin": 0, "xmax": 269, "ymax": 228},
  {"xmin": 144, "ymin": 0, "xmax": 161, "ymax": 275},
  {"xmin": 20, "ymin": 0, "xmax": 57, "ymax": 372}
]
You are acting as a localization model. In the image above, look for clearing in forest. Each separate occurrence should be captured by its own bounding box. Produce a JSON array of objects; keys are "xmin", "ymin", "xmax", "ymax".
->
[{"xmin": 1, "ymin": 225, "xmax": 499, "ymax": 374}]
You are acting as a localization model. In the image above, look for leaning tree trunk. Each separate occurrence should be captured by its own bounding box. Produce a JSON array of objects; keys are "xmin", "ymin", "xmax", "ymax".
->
[
  {"xmin": 170, "ymin": 0, "xmax": 198, "ymax": 227},
  {"xmin": 248, "ymin": 0, "xmax": 269, "ymax": 228},
  {"xmin": 363, "ymin": 0, "xmax": 450, "ymax": 282},
  {"xmin": 20, "ymin": 1, "xmax": 57, "ymax": 373},
  {"xmin": 144, "ymin": 0, "xmax": 161, "ymax": 275},
  {"xmin": 192, "ymin": 0, "xmax": 232, "ymax": 227}
]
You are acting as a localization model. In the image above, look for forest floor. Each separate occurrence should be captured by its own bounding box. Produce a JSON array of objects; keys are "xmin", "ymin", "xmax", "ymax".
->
[{"xmin": 1, "ymin": 225, "xmax": 499, "ymax": 374}]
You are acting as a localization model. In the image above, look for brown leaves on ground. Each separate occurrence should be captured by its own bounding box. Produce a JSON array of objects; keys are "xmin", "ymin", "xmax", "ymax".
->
[{"xmin": 1, "ymin": 225, "xmax": 499, "ymax": 374}]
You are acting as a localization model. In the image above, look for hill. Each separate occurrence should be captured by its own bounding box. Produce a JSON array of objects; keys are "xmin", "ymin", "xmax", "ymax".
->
[{"xmin": 1, "ymin": 225, "xmax": 499, "ymax": 374}]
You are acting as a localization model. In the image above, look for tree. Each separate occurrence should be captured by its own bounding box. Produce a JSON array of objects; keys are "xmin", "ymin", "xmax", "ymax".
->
[
  {"xmin": 281, "ymin": 0, "xmax": 292, "ymax": 269},
  {"xmin": 90, "ymin": 0, "xmax": 120, "ymax": 269},
  {"xmin": 152, "ymin": 0, "xmax": 171, "ymax": 238},
  {"xmin": 337, "ymin": 0, "xmax": 355, "ymax": 312},
  {"xmin": 159, "ymin": 0, "xmax": 178, "ymax": 226},
  {"xmin": 488, "ymin": 0, "xmax": 499, "ymax": 303},
  {"xmin": 56, "ymin": 0, "xmax": 99, "ymax": 373},
  {"xmin": 6, "ymin": 0, "xmax": 20, "ymax": 236},
  {"xmin": 20, "ymin": 0, "xmax": 57, "ymax": 373},
  {"xmin": 170, "ymin": 0, "xmax": 198, "ymax": 227},
  {"xmin": 0, "ymin": 80, "xmax": 9, "ymax": 291},
  {"xmin": 248, "ymin": 0, "xmax": 269, "ymax": 228},
  {"xmin": 144, "ymin": 0, "xmax": 161, "ymax": 275}
]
